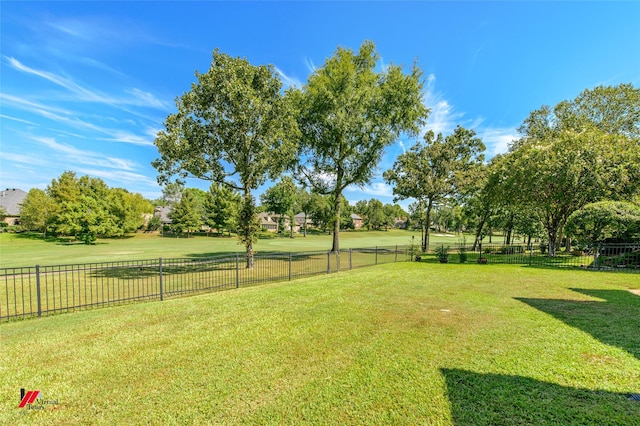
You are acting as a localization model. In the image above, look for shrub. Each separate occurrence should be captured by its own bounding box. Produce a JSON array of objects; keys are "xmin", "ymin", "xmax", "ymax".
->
[{"xmin": 458, "ymin": 246, "xmax": 468, "ymax": 263}]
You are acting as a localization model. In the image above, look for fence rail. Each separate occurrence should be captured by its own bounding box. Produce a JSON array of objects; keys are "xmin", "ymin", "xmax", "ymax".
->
[{"xmin": 0, "ymin": 246, "xmax": 411, "ymax": 322}]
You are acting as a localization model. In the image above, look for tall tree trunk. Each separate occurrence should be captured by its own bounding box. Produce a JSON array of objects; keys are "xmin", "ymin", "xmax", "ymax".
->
[
  {"xmin": 473, "ymin": 212, "xmax": 488, "ymax": 251},
  {"xmin": 239, "ymin": 188, "xmax": 255, "ymax": 269},
  {"xmin": 547, "ymin": 226, "xmax": 558, "ymax": 257},
  {"xmin": 331, "ymin": 191, "xmax": 341, "ymax": 253},
  {"xmin": 423, "ymin": 201, "xmax": 433, "ymax": 252},
  {"xmin": 331, "ymin": 168, "xmax": 344, "ymax": 254}
]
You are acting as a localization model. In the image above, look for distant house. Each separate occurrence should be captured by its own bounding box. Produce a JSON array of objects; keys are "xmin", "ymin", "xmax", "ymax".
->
[
  {"xmin": 258, "ymin": 212, "xmax": 279, "ymax": 232},
  {"xmin": 154, "ymin": 206, "xmax": 172, "ymax": 225},
  {"xmin": 393, "ymin": 218, "xmax": 407, "ymax": 229},
  {"xmin": 0, "ymin": 188, "xmax": 27, "ymax": 226},
  {"xmin": 350, "ymin": 213, "xmax": 363, "ymax": 229},
  {"xmin": 258, "ymin": 212, "xmax": 301, "ymax": 233},
  {"xmin": 294, "ymin": 212, "xmax": 312, "ymax": 227}
]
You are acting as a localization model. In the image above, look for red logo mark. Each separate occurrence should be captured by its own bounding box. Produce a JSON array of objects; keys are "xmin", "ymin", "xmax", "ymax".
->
[{"xmin": 18, "ymin": 389, "xmax": 40, "ymax": 408}]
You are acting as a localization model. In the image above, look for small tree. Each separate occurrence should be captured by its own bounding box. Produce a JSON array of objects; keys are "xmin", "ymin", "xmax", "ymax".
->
[
  {"xmin": 204, "ymin": 184, "xmax": 241, "ymax": 236},
  {"xmin": 168, "ymin": 191, "xmax": 202, "ymax": 237},
  {"xmin": 384, "ymin": 126, "xmax": 485, "ymax": 252}
]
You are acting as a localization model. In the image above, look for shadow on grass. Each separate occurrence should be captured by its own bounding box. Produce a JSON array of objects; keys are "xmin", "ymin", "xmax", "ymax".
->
[
  {"xmin": 442, "ymin": 368, "xmax": 640, "ymax": 425},
  {"xmin": 14, "ymin": 232, "xmax": 75, "ymax": 244},
  {"xmin": 516, "ymin": 289, "xmax": 640, "ymax": 360}
]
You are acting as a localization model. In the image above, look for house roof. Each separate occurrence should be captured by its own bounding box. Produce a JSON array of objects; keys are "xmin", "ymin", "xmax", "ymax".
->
[
  {"xmin": 350, "ymin": 213, "xmax": 362, "ymax": 220},
  {"xmin": 0, "ymin": 188, "xmax": 27, "ymax": 216},
  {"xmin": 154, "ymin": 206, "xmax": 172, "ymax": 223}
]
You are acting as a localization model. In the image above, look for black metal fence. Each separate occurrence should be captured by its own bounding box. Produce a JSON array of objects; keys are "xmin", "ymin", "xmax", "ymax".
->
[
  {"xmin": 426, "ymin": 242, "xmax": 640, "ymax": 272},
  {"xmin": 0, "ymin": 246, "xmax": 410, "ymax": 322},
  {"xmin": 3, "ymin": 243, "xmax": 638, "ymax": 323}
]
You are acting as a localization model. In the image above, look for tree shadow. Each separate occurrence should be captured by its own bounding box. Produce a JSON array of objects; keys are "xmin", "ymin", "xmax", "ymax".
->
[
  {"xmin": 14, "ymin": 232, "xmax": 75, "ymax": 245},
  {"xmin": 442, "ymin": 368, "xmax": 640, "ymax": 425},
  {"xmin": 516, "ymin": 288, "xmax": 640, "ymax": 360}
]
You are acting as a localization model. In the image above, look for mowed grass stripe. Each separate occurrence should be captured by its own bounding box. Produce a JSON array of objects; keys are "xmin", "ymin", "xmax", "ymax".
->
[{"xmin": 1, "ymin": 263, "xmax": 639, "ymax": 425}]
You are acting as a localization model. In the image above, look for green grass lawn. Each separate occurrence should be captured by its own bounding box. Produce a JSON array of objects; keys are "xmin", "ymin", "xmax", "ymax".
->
[
  {"xmin": 0, "ymin": 229, "xmax": 463, "ymax": 268},
  {"xmin": 1, "ymin": 263, "xmax": 639, "ymax": 425}
]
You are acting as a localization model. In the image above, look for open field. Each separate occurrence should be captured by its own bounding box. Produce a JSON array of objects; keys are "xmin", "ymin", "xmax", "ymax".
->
[
  {"xmin": 1, "ymin": 263, "xmax": 639, "ymax": 425},
  {"xmin": 0, "ymin": 229, "xmax": 466, "ymax": 268}
]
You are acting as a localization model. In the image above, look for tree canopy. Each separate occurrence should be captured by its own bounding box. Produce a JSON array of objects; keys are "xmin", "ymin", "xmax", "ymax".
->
[
  {"xmin": 565, "ymin": 201, "xmax": 640, "ymax": 245},
  {"xmin": 153, "ymin": 49, "xmax": 298, "ymax": 267},
  {"xmin": 290, "ymin": 40, "xmax": 428, "ymax": 252},
  {"xmin": 384, "ymin": 126, "xmax": 485, "ymax": 251}
]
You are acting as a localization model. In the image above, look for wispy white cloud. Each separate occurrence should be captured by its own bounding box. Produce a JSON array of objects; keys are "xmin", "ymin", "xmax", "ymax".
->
[
  {"xmin": 480, "ymin": 128, "xmax": 518, "ymax": 157},
  {"xmin": 5, "ymin": 56, "xmax": 169, "ymax": 109},
  {"xmin": 1, "ymin": 152, "xmax": 49, "ymax": 167},
  {"xmin": 124, "ymin": 88, "xmax": 170, "ymax": 109},
  {"xmin": 1, "ymin": 93, "xmax": 156, "ymax": 146},
  {"xmin": 98, "ymin": 130, "xmax": 155, "ymax": 147},
  {"xmin": 274, "ymin": 66, "xmax": 302, "ymax": 89},
  {"xmin": 419, "ymin": 74, "xmax": 518, "ymax": 159},
  {"xmin": 304, "ymin": 57, "xmax": 316, "ymax": 74},
  {"xmin": 77, "ymin": 168, "xmax": 158, "ymax": 187},
  {"xmin": 422, "ymin": 74, "xmax": 465, "ymax": 135},
  {"xmin": 32, "ymin": 136, "xmax": 138, "ymax": 170},
  {"xmin": 0, "ymin": 114, "xmax": 37, "ymax": 125},
  {"xmin": 346, "ymin": 182, "xmax": 394, "ymax": 198}
]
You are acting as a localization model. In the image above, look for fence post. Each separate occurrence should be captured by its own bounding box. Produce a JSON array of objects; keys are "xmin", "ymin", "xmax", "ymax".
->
[
  {"xmin": 529, "ymin": 246, "xmax": 533, "ymax": 266},
  {"xmin": 375, "ymin": 246, "xmax": 378, "ymax": 265},
  {"xmin": 35, "ymin": 265, "xmax": 42, "ymax": 317},
  {"xmin": 596, "ymin": 243, "xmax": 601, "ymax": 271},
  {"xmin": 327, "ymin": 251, "xmax": 331, "ymax": 274},
  {"xmin": 236, "ymin": 253, "xmax": 240, "ymax": 288},
  {"xmin": 289, "ymin": 253, "xmax": 292, "ymax": 281},
  {"xmin": 349, "ymin": 248, "xmax": 353, "ymax": 270},
  {"xmin": 158, "ymin": 258, "xmax": 163, "ymax": 301},
  {"xmin": 395, "ymin": 245, "xmax": 398, "ymax": 262}
]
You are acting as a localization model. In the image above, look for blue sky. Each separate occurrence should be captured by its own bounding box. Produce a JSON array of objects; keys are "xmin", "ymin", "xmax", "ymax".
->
[{"xmin": 1, "ymin": 1, "xmax": 639, "ymax": 209}]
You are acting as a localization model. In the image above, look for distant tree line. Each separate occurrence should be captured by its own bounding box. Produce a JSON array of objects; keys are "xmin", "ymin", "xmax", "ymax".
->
[
  {"xmin": 154, "ymin": 178, "xmax": 409, "ymax": 239},
  {"xmin": 19, "ymin": 171, "xmax": 154, "ymax": 243}
]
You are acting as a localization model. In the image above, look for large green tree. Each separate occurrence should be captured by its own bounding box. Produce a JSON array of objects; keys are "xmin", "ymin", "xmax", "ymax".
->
[
  {"xmin": 108, "ymin": 188, "xmax": 153, "ymax": 236},
  {"xmin": 384, "ymin": 126, "xmax": 485, "ymax": 251},
  {"xmin": 19, "ymin": 188, "xmax": 56, "ymax": 237},
  {"xmin": 499, "ymin": 129, "xmax": 639, "ymax": 256},
  {"xmin": 503, "ymin": 84, "xmax": 640, "ymax": 255},
  {"xmin": 290, "ymin": 40, "xmax": 428, "ymax": 252},
  {"xmin": 518, "ymin": 83, "xmax": 640, "ymax": 142},
  {"xmin": 565, "ymin": 201, "xmax": 640, "ymax": 245},
  {"xmin": 153, "ymin": 50, "xmax": 298, "ymax": 267}
]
